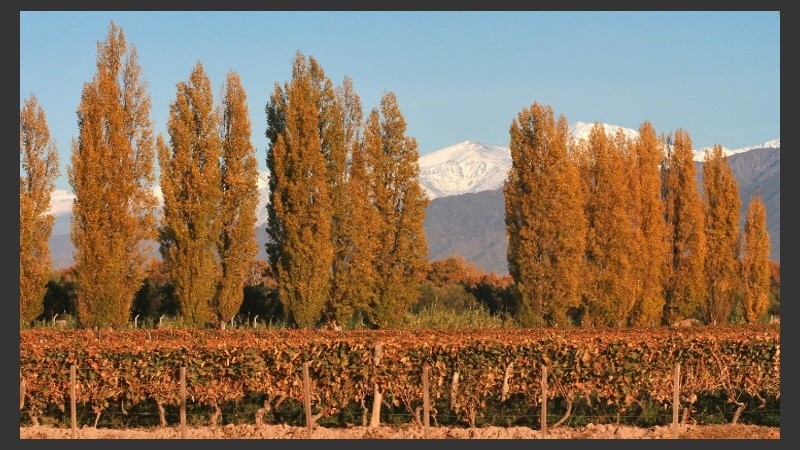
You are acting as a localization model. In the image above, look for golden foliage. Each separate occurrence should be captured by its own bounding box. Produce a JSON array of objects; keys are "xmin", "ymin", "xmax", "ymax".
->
[
  {"xmin": 577, "ymin": 124, "xmax": 637, "ymax": 327},
  {"xmin": 702, "ymin": 145, "xmax": 741, "ymax": 324},
  {"xmin": 159, "ymin": 62, "xmax": 222, "ymax": 326},
  {"xmin": 363, "ymin": 92, "xmax": 429, "ymax": 328},
  {"xmin": 265, "ymin": 53, "xmax": 334, "ymax": 328},
  {"xmin": 216, "ymin": 71, "xmax": 259, "ymax": 324},
  {"xmin": 504, "ymin": 103, "xmax": 586, "ymax": 327},
  {"xmin": 20, "ymin": 95, "xmax": 60, "ymax": 324},
  {"xmin": 741, "ymin": 193, "xmax": 771, "ymax": 323},
  {"xmin": 426, "ymin": 255, "xmax": 484, "ymax": 288},
  {"xmin": 661, "ymin": 129, "xmax": 706, "ymax": 324},
  {"xmin": 68, "ymin": 22, "xmax": 157, "ymax": 328},
  {"xmin": 626, "ymin": 122, "xmax": 668, "ymax": 327},
  {"xmin": 329, "ymin": 76, "xmax": 379, "ymax": 323}
]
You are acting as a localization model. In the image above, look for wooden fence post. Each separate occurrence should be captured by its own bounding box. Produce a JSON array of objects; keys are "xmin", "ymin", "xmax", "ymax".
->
[
  {"xmin": 70, "ymin": 364, "xmax": 77, "ymax": 439},
  {"xmin": 423, "ymin": 363, "xmax": 430, "ymax": 438},
  {"xmin": 303, "ymin": 362, "xmax": 312, "ymax": 438},
  {"xmin": 673, "ymin": 363, "xmax": 680, "ymax": 438},
  {"xmin": 541, "ymin": 365, "xmax": 547, "ymax": 439},
  {"xmin": 180, "ymin": 367, "xmax": 186, "ymax": 439},
  {"xmin": 20, "ymin": 370, "xmax": 25, "ymax": 411},
  {"xmin": 370, "ymin": 342, "xmax": 383, "ymax": 427},
  {"xmin": 450, "ymin": 371, "xmax": 460, "ymax": 409}
]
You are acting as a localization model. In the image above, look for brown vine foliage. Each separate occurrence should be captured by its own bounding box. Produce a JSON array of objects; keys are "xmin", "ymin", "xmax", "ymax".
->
[{"xmin": 20, "ymin": 327, "xmax": 778, "ymax": 427}]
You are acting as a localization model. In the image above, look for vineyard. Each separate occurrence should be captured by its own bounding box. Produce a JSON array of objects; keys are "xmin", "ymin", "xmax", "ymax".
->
[{"xmin": 19, "ymin": 326, "xmax": 779, "ymax": 434}]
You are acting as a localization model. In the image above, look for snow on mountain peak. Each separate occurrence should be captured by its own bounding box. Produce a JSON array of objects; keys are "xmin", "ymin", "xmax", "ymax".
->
[
  {"xmin": 47, "ymin": 189, "xmax": 76, "ymax": 216},
  {"xmin": 418, "ymin": 141, "xmax": 512, "ymax": 200},
  {"xmin": 567, "ymin": 121, "xmax": 640, "ymax": 143},
  {"xmin": 693, "ymin": 138, "xmax": 780, "ymax": 162},
  {"xmin": 418, "ymin": 122, "xmax": 641, "ymax": 200}
]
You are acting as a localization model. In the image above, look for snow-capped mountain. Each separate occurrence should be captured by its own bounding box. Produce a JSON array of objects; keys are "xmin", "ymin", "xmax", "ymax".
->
[
  {"xmin": 567, "ymin": 121, "xmax": 640, "ymax": 143},
  {"xmin": 418, "ymin": 140, "xmax": 512, "ymax": 200},
  {"xmin": 418, "ymin": 125, "xmax": 779, "ymax": 200},
  {"xmin": 693, "ymin": 139, "xmax": 781, "ymax": 162},
  {"xmin": 48, "ymin": 189, "xmax": 76, "ymax": 217},
  {"xmin": 418, "ymin": 122, "xmax": 640, "ymax": 200}
]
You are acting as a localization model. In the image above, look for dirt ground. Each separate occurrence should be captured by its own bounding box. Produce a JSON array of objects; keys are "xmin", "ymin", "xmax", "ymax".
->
[{"xmin": 20, "ymin": 423, "xmax": 779, "ymax": 439}]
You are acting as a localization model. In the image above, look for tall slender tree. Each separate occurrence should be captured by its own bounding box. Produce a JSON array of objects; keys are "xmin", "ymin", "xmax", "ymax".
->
[
  {"xmin": 627, "ymin": 122, "xmax": 668, "ymax": 326},
  {"xmin": 661, "ymin": 129, "xmax": 706, "ymax": 324},
  {"xmin": 364, "ymin": 92, "xmax": 429, "ymax": 328},
  {"xmin": 215, "ymin": 71, "xmax": 259, "ymax": 327},
  {"xmin": 741, "ymin": 193, "xmax": 770, "ymax": 323},
  {"xmin": 314, "ymin": 68, "xmax": 350, "ymax": 324},
  {"xmin": 504, "ymin": 103, "xmax": 586, "ymax": 327},
  {"xmin": 158, "ymin": 62, "xmax": 222, "ymax": 326},
  {"xmin": 329, "ymin": 77, "xmax": 378, "ymax": 324},
  {"xmin": 578, "ymin": 124, "xmax": 636, "ymax": 327},
  {"xmin": 265, "ymin": 53, "xmax": 333, "ymax": 328},
  {"xmin": 20, "ymin": 95, "xmax": 60, "ymax": 325},
  {"xmin": 68, "ymin": 22, "xmax": 157, "ymax": 328},
  {"xmin": 702, "ymin": 145, "xmax": 741, "ymax": 324}
]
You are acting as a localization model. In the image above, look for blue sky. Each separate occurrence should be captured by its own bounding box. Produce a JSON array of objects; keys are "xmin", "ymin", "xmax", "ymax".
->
[{"xmin": 20, "ymin": 11, "xmax": 780, "ymax": 191}]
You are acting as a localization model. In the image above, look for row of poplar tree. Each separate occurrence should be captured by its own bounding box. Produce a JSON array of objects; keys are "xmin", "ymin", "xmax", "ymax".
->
[
  {"xmin": 20, "ymin": 22, "xmax": 428, "ymax": 329},
  {"xmin": 504, "ymin": 103, "xmax": 772, "ymax": 328},
  {"xmin": 21, "ymin": 22, "xmax": 772, "ymax": 330}
]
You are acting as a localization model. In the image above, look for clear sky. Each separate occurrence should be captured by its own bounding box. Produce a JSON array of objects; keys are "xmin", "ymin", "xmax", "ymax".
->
[{"xmin": 20, "ymin": 11, "xmax": 780, "ymax": 191}]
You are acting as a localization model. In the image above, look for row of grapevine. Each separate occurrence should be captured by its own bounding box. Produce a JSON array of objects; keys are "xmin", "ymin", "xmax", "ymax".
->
[{"xmin": 20, "ymin": 326, "xmax": 779, "ymax": 428}]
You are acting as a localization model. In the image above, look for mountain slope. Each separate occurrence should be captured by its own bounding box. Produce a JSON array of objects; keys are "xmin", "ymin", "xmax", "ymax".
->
[
  {"xmin": 708, "ymin": 147, "xmax": 779, "ymax": 260},
  {"xmin": 423, "ymin": 188, "xmax": 507, "ymax": 273}
]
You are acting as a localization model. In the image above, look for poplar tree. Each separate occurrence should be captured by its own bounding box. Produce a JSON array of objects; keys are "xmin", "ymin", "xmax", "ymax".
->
[
  {"xmin": 661, "ymin": 129, "xmax": 706, "ymax": 324},
  {"xmin": 364, "ymin": 92, "xmax": 429, "ymax": 328},
  {"xmin": 314, "ymin": 67, "xmax": 350, "ymax": 323},
  {"xmin": 265, "ymin": 53, "xmax": 333, "ymax": 328},
  {"xmin": 504, "ymin": 103, "xmax": 586, "ymax": 327},
  {"xmin": 329, "ymin": 77, "xmax": 378, "ymax": 324},
  {"xmin": 702, "ymin": 145, "xmax": 741, "ymax": 324},
  {"xmin": 627, "ymin": 122, "xmax": 668, "ymax": 326},
  {"xmin": 579, "ymin": 124, "xmax": 636, "ymax": 327},
  {"xmin": 215, "ymin": 71, "xmax": 259, "ymax": 326},
  {"xmin": 68, "ymin": 22, "xmax": 157, "ymax": 328},
  {"xmin": 158, "ymin": 62, "xmax": 222, "ymax": 326},
  {"xmin": 20, "ymin": 95, "xmax": 59, "ymax": 324},
  {"xmin": 741, "ymin": 193, "xmax": 770, "ymax": 323}
]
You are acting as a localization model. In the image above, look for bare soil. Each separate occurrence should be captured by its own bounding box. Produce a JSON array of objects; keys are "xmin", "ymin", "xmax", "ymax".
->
[{"xmin": 20, "ymin": 423, "xmax": 779, "ymax": 439}]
